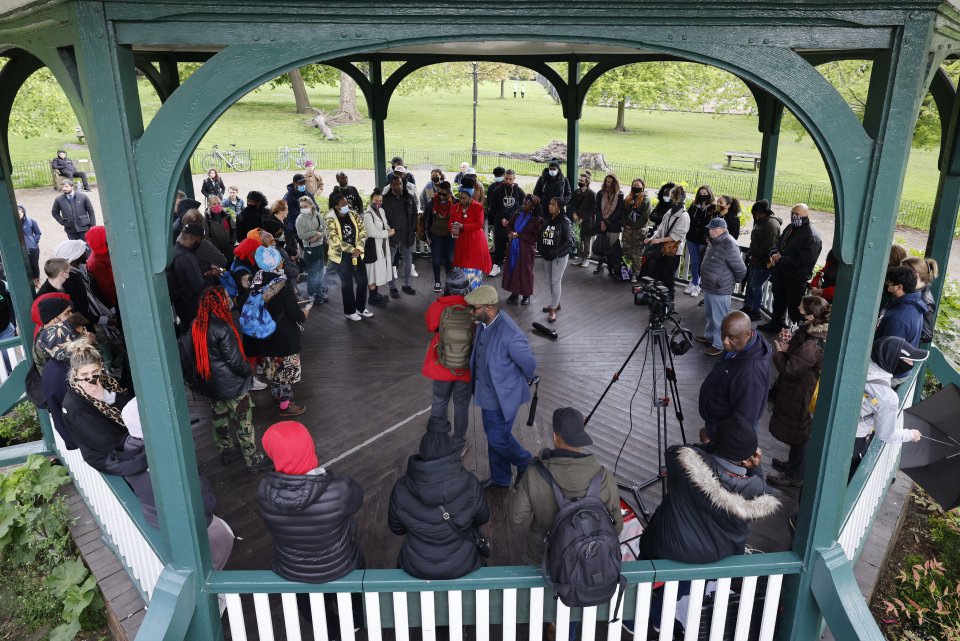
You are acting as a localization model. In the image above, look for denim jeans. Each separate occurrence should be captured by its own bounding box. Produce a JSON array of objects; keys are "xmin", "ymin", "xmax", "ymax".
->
[
  {"xmin": 703, "ymin": 292, "xmax": 731, "ymax": 350},
  {"xmin": 685, "ymin": 241, "xmax": 705, "ymax": 286},
  {"xmin": 304, "ymin": 253, "xmax": 327, "ymax": 301},
  {"xmin": 429, "ymin": 234, "xmax": 455, "ymax": 283},
  {"xmin": 389, "ymin": 243, "xmax": 414, "ymax": 289},
  {"xmin": 431, "ymin": 380, "xmax": 471, "ymax": 449},
  {"xmin": 480, "ymin": 407, "xmax": 532, "ymax": 486},
  {"xmin": 744, "ymin": 265, "xmax": 770, "ymax": 311}
]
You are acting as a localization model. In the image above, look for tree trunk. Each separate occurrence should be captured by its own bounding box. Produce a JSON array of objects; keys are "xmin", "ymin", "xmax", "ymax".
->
[
  {"xmin": 335, "ymin": 72, "xmax": 363, "ymax": 123},
  {"xmin": 289, "ymin": 68, "xmax": 312, "ymax": 114},
  {"xmin": 614, "ymin": 98, "xmax": 628, "ymax": 132},
  {"xmin": 308, "ymin": 113, "xmax": 337, "ymax": 140},
  {"xmin": 500, "ymin": 79, "xmax": 505, "ymax": 99}
]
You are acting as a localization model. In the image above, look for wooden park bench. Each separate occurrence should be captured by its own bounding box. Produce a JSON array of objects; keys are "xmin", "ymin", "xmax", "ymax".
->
[
  {"xmin": 50, "ymin": 157, "xmax": 96, "ymax": 190},
  {"xmin": 725, "ymin": 150, "xmax": 762, "ymax": 171}
]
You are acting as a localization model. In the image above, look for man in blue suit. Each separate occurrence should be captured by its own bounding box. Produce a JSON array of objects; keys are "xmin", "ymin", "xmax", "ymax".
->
[{"xmin": 465, "ymin": 285, "xmax": 538, "ymax": 489}]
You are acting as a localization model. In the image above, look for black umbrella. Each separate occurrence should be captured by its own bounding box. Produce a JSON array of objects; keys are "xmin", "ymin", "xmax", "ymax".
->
[{"xmin": 900, "ymin": 383, "xmax": 960, "ymax": 510}]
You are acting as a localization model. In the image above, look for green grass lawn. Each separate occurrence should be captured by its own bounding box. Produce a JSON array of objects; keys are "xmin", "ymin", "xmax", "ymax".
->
[{"xmin": 8, "ymin": 75, "xmax": 942, "ymax": 205}]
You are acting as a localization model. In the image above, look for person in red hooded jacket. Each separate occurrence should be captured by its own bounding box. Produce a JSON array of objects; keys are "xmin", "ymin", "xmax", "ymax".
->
[
  {"xmin": 84, "ymin": 226, "xmax": 117, "ymax": 307},
  {"xmin": 449, "ymin": 183, "xmax": 492, "ymax": 291}
]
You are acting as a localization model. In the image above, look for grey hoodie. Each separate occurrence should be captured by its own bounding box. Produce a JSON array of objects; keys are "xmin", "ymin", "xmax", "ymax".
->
[{"xmin": 856, "ymin": 362, "xmax": 911, "ymax": 442}]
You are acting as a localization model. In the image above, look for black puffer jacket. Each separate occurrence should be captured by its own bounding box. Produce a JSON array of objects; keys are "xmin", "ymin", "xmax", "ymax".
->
[
  {"xmin": 388, "ymin": 453, "xmax": 490, "ymax": 580},
  {"xmin": 640, "ymin": 445, "xmax": 778, "ymax": 564},
  {"xmin": 236, "ymin": 205, "xmax": 269, "ymax": 241},
  {"xmin": 258, "ymin": 469, "xmax": 365, "ymax": 583},
  {"xmin": 62, "ymin": 388, "xmax": 147, "ymax": 476},
  {"xmin": 203, "ymin": 317, "xmax": 253, "ymax": 401},
  {"xmin": 772, "ymin": 218, "xmax": 822, "ymax": 282},
  {"xmin": 382, "ymin": 188, "xmax": 418, "ymax": 247},
  {"xmin": 533, "ymin": 168, "xmax": 573, "ymax": 219}
]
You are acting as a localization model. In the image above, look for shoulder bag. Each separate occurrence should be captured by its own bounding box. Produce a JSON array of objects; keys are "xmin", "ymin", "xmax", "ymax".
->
[{"xmin": 438, "ymin": 504, "xmax": 491, "ymax": 558}]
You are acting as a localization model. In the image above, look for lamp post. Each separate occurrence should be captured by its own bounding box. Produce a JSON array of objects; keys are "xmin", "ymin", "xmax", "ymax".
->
[{"xmin": 472, "ymin": 61, "xmax": 479, "ymax": 167}]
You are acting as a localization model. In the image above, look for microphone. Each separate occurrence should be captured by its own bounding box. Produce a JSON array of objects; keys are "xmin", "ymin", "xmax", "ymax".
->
[{"xmin": 532, "ymin": 322, "xmax": 558, "ymax": 340}]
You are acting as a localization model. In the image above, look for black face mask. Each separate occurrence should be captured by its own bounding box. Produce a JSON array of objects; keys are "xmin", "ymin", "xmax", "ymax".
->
[
  {"xmin": 431, "ymin": 176, "xmax": 440, "ymax": 184},
  {"xmin": 632, "ymin": 186, "xmax": 642, "ymax": 193}
]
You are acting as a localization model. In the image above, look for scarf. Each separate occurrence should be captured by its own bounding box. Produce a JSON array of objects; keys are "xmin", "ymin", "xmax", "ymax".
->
[
  {"xmin": 70, "ymin": 373, "xmax": 126, "ymax": 428},
  {"xmin": 600, "ymin": 191, "xmax": 618, "ymax": 219},
  {"xmin": 508, "ymin": 210, "xmax": 532, "ymax": 274}
]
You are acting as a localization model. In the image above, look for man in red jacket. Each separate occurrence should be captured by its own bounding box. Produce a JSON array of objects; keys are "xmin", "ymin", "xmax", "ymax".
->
[{"xmin": 422, "ymin": 268, "xmax": 474, "ymax": 454}]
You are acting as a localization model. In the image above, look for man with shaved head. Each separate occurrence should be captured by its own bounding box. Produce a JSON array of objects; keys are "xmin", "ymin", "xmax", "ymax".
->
[
  {"xmin": 759, "ymin": 203, "xmax": 822, "ymax": 334},
  {"xmin": 698, "ymin": 311, "xmax": 772, "ymax": 443}
]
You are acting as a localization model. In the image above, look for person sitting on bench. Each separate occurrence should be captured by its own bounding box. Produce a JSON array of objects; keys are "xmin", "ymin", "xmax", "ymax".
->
[{"xmin": 52, "ymin": 150, "xmax": 91, "ymax": 191}]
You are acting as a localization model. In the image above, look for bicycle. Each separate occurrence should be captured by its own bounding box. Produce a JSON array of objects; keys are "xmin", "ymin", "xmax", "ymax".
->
[
  {"xmin": 200, "ymin": 144, "xmax": 250, "ymax": 172},
  {"xmin": 276, "ymin": 143, "xmax": 311, "ymax": 171}
]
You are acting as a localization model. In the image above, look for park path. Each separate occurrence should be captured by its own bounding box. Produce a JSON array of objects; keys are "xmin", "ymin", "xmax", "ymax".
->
[{"xmin": 12, "ymin": 168, "xmax": 960, "ymax": 279}]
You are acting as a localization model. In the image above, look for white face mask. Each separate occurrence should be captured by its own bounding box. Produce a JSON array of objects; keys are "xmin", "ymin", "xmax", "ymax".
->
[
  {"xmin": 340, "ymin": 205, "xmax": 350, "ymax": 215},
  {"xmin": 548, "ymin": 169, "xmax": 558, "ymax": 177},
  {"xmin": 493, "ymin": 176, "xmax": 504, "ymax": 183}
]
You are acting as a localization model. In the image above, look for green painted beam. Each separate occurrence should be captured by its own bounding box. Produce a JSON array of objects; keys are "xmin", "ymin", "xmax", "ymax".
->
[
  {"xmin": 0, "ymin": 53, "xmax": 43, "ymax": 154},
  {"xmin": 370, "ymin": 59, "xmax": 387, "ymax": 190},
  {"xmin": 926, "ymin": 73, "xmax": 960, "ymax": 308},
  {"xmin": 0, "ymin": 440, "xmax": 49, "ymax": 468},
  {"xmin": 783, "ymin": 15, "xmax": 938, "ymax": 641},
  {"xmin": 811, "ymin": 545, "xmax": 885, "ymax": 641},
  {"xmin": 0, "ymin": 361, "xmax": 27, "ymax": 416},
  {"xmin": 755, "ymin": 93, "xmax": 784, "ymax": 203},
  {"xmin": 565, "ymin": 59, "xmax": 580, "ymax": 184},
  {"xmin": 71, "ymin": 4, "xmax": 220, "ymax": 639},
  {"xmin": 135, "ymin": 568, "xmax": 196, "ymax": 641}
]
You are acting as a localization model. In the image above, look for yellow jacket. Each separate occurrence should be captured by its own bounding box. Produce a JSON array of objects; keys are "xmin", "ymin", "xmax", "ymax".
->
[{"xmin": 325, "ymin": 209, "xmax": 366, "ymax": 264}]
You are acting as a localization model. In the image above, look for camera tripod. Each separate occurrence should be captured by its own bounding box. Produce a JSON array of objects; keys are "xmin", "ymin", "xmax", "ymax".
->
[{"xmin": 584, "ymin": 314, "xmax": 688, "ymax": 522}]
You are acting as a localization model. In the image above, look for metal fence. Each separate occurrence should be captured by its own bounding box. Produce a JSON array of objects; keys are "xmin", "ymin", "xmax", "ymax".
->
[{"xmin": 11, "ymin": 148, "xmax": 957, "ymax": 234}]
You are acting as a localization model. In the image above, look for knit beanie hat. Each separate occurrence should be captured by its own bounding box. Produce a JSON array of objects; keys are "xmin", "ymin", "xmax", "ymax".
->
[
  {"xmin": 38, "ymin": 297, "xmax": 71, "ymax": 324},
  {"xmin": 419, "ymin": 416, "xmax": 455, "ymax": 460},
  {"xmin": 262, "ymin": 422, "xmax": 319, "ymax": 475},
  {"xmin": 176, "ymin": 198, "xmax": 202, "ymax": 218},
  {"xmin": 255, "ymin": 246, "xmax": 282, "ymax": 272},
  {"xmin": 712, "ymin": 416, "xmax": 758, "ymax": 462}
]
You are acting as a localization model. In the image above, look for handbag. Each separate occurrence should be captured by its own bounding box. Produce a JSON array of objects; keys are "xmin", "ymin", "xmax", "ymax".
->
[
  {"xmin": 657, "ymin": 211, "xmax": 683, "ymax": 257},
  {"xmin": 438, "ymin": 504, "xmax": 491, "ymax": 558},
  {"xmin": 591, "ymin": 234, "xmax": 610, "ymax": 257},
  {"xmin": 363, "ymin": 237, "xmax": 378, "ymax": 264}
]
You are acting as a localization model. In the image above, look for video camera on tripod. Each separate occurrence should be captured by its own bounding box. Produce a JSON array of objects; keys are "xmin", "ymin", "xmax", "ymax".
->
[{"xmin": 632, "ymin": 277, "xmax": 693, "ymax": 356}]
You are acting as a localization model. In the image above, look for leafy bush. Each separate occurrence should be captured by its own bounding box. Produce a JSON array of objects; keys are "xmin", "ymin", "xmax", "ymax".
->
[
  {"xmin": 0, "ymin": 455, "xmax": 105, "ymax": 640},
  {"xmin": 883, "ymin": 558, "xmax": 960, "ymax": 641},
  {"xmin": 0, "ymin": 402, "xmax": 42, "ymax": 447},
  {"xmin": 934, "ymin": 278, "xmax": 960, "ymax": 368}
]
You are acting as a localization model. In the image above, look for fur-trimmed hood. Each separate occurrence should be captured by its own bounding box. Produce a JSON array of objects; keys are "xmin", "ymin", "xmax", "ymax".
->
[{"xmin": 676, "ymin": 446, "xmax": 780, "ymax": 522}]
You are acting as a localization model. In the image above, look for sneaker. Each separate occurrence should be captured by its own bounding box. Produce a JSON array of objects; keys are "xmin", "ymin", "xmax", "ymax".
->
[
  {"xmin": 345, "ymin": 312, "xmax": 362, "ymax": 321},
  {"xmin": 690, "ymin": 286, "xmax": 702, "ymax": 297},
  {"xmin": 219, "ymin": 447, "xmax": 242, "ymax": 466},
  {"xmin": 390, "ymin": 288, "xmax": 401, "ymax": 299},
  {"xmin": 521, "ymin": 296, "xmax": 531, "ymax": 305},
  {"xmin": 359, "ymin": 309, "xmax": 373, "ymax": 318},
  {"xmin": 705, "ymin": 347, "xmax": 723, "ymax": 357},
  {"xmin": 246, "ymin": 457, "xmax": 275, "ymax": 475},
  {"xmin": 768, "ymin": 473, "xmax": 803, "ymax": 488},
  {"xmin": 593, "ymin": 264, "xmax": 604, "ymax": 274},
  {"xmin": 579, "ymin": 258, "xmax": 591, "ymax": 268},
  {"xmin": 570, "ymin": 256, "xmax": 582, "ymax": 266},
  {"xmin": 411, "ymin": 266, "xmax": 419, "ymax": 278},
  {"xmin": 489, "ymin": 264, "xmax": 501, "ymax": 277},
  {"xmin": 251, "ymin": 377, "xmax": 268, "ymax": 391},
  {"xmin": 279, "ymin": 402, "xmax": 307, "ymax": 417},
  {"xmin": 630, "ymin": 275, "xmax": 638, "ymax": 283},
  {"xmin": 684, "ymin": 283, "xmax": 695, "ymax": 294},
  {"xmin": 694, "ymin": 335, "xmax": 712, "ymax": 345},
  {"xmin": 433, "ymin": 282, "xmax": 442, "ymax": 293},
  {"xmin": 402, "ymin": 285, "xmax": 416, "ymax": 295}
]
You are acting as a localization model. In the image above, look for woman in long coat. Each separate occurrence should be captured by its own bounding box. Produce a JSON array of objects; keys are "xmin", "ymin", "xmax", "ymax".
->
[
  {"xmin": 449, "ymin": 184, "xmax": 491, "ymax": 290},
  {"xmin": 501, "ymin": 194, "xmax": 542, "ymax": 305},
  {"xmin": 363, "ymin": 188, "xmax": 393, "ymax": 305},
  {"xmin": 768, "ymin": 295, "xmax": 830, "ymax": 487}
]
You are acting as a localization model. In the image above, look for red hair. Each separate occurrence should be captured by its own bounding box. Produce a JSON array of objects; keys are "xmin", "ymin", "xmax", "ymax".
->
[{"xmin": 192, "ymin": 287, "xmax": 244, "ymax": 380}]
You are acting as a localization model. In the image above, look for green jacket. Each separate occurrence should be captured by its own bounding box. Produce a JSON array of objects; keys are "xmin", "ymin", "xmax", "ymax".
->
[
  {"xmin": 508, "ymin": 450, "xmax": 623, "ymax": 566},
  {"xmin": 748, "ymin": 215, "xmax": 782, "ymax": 264}
]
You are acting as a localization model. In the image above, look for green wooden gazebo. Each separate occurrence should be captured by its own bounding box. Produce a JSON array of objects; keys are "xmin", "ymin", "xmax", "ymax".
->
[{"xmin": 2, "ymin": 1, "xmax": 960, "ymax": 640}]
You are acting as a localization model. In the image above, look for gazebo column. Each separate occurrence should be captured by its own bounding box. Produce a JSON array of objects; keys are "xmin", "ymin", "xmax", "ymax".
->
[
  {"xmin": 782, "ymin": 17, "xmax": 935, "ymax": 641},
  {"xmin": 370, "ymin": 60, "xmax": 388, "ymax": 190},
  {"xmin": 925, "ymin": 89, "xmax": 960, "ymax": 308},
  {"xmin": 158, "ymin": 57, "xmax": 196, "ymax": 200},
  {"xmin": 73, "ymin": 4, "xmax": 220, "ymax": 639},
  {"xmin": 565, "ymin": 60, "xmax": 581, "ymax": 185},
  {"xmin": 755, "ymin": 93, "xmax": 784, "ymax": 203}
]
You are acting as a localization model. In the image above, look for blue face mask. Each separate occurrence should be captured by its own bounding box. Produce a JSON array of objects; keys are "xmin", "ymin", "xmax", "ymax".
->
[
  {"xmin": 297, "ymin": 184, "xmax": 306, "ymax": 193},
  {"xmin": 340, "ymin": 205, "xmax": 350, "ymax": 215}
]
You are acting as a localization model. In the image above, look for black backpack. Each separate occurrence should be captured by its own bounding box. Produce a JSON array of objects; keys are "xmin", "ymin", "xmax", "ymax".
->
[{"xmin": 535, "ymin": 462, "xmax": 626, "ymax": 616}]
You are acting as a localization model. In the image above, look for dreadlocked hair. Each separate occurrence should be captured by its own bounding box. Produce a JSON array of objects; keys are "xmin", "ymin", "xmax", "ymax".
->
[{"xmin": 192, "ymin": 286, "xmax": 245, "ymax": 381}]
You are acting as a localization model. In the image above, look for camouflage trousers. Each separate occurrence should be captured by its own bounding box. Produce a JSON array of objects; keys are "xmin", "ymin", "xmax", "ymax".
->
[{"xmin": 210, "ymin": 393, "xmax": 261, "ymax": 465}]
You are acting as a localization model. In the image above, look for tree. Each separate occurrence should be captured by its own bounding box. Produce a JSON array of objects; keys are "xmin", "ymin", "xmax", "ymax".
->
[
  {"xmin": 288, "ymin": 69, "xmax": 312, "ymax": 114},
  {"xmin": 8, "ymin": 67, "xmax": 74, "ymax": 139},
  {"xmin": 582, "ymin": 63, "xmax": 665, "ymax": 132},
  {"xmin": 476, "ymin": 62, "xmax": 514, "ymax": 98},
  {"xmin": 336, "ymin": 71, "xmax": 363, "ymax": 123}
]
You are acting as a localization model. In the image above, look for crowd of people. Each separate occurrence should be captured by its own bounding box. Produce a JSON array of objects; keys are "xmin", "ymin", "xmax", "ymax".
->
[{"xmin": 1, "ymin": 152, "xmax": 944, "ymax": 637}]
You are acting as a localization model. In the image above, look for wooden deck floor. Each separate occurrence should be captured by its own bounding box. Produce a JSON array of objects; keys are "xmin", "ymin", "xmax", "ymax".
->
[{"xmin": 188, "ymin": 256, "xmax": 799, "ymax": 573}]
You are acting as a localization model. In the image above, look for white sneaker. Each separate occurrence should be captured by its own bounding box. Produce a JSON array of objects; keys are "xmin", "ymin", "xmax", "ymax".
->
[
  {"xmin": 411, "ymin": 266, "xmax": 419, "ymax": 278},
  {"xmin": 570, "ymin": 256, "xmax": 582, "ymax": 265},
  {"xmin": 345, "ymin": 312, "xmax": 362, "ymax": 321},
  {"xmin": 580, "ymin": 258, "xmax": 591, "ymax": 268},
  {"xmin": 684, "ymin": 283, "xmax": 695, "ymax": 294},
  {"xmin": 359, "ymin": 309, "xmax": 373, "ymax": 318},
  {"xmin": 690, "ymin": 286, "xmax": 702, "ymax": 297},
  {"xmin": 489, "ymin": 264, "xmax": 501, "ymax": 277},
  {"xmin": 251, "ymin": 377, "xmax": 267, "ymax": 391}
]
